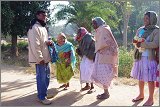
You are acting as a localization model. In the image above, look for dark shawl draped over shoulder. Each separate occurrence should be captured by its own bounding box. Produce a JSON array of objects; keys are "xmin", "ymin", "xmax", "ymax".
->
[
  {"xmin": 134, "ymin": 11, "xmax": 159, "ymax": 60},
  {"xmin": 77, "ymin": 33, "xmax": 95, "ymax": 60}
]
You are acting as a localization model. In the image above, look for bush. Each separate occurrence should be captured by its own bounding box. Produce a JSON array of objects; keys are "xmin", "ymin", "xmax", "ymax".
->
[
  {"xmin": 74, "ymin": 46, "xmax": 134, "ymax": 78},
  {"xmin": 17, "ymin": 41, "xmax": 28, "ymax": 50},
  {"xmin": 67, "ymin": 37, "xmax": 78, "ymax": 46},
  {"xmin": 1, "ymin": 43, "xmax": 11, "ymax": 51},
  {"xmin": 118, "ymin": 47, "xmax": 134, "ymax": 78}
]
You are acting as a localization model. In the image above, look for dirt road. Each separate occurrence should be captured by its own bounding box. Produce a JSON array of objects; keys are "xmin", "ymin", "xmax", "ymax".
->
[{"xmin": 1, "ymin": 65, "xmax": 159, "ymax": 106}]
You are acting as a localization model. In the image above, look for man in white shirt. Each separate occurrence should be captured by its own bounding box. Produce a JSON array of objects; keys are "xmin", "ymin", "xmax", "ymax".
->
[{"xmin": 28, "ymin": 10, "xmax": 52, "ymax": 105}]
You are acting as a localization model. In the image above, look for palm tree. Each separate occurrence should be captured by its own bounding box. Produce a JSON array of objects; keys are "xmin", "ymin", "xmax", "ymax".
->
[{"xmin": 55, "ymin": 1, "xmax": 119, "ymax": 32}]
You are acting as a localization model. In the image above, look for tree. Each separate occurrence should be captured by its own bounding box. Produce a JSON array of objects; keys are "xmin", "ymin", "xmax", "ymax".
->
[
  {"xmin": 1, "ymin": 1, "xmax": 51, "ymax": 57},
  {"xmin": 1, "ymin": 2, "xmax": 14, "ymax": 36},
  {"xmin": 122, "ymin": 1, "xmax": 133, "ymax": 48},
  {"xmin": 112, "ymin": 1, "xmax": 133, "ymax": 48},
  {"xmin": 129, "ymin": 0, "xmax": 159, "ymax": 38},
  {"xmin": 55, "ymin": 1, "xmax": 119, "ymax": 32}
]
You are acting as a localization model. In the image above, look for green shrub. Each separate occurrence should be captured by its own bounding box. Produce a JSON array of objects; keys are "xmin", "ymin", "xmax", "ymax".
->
[
  {"xmin": 118, "ymin": 47, "xmax": 134, "ymax": 78},
  {"xmin": 17, "ymin": 41, "xmax": 28, "ymax": 50},
  {"xmin": 73, "ymin": 46, "xmax": 134, "ymax": 78},
  {"xmin": 1, "ymin": 43, "xmax": 11, "ymax": 51},
  {"xmin": 67, "ymin": 37, "xmax": 78, "ymax": 46}
]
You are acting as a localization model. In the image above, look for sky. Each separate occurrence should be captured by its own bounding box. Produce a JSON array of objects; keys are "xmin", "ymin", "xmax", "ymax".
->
[{"xmin": 49, "ymin": 1, "xmax": 69, "ymax": 26}]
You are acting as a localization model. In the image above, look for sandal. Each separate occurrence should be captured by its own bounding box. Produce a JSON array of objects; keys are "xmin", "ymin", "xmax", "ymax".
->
[
  {"xmin": 143, "ymin": 102, "xmax": 154, "ymax": 106},
  {"xmin": 132, "ymin": 98, "xmax": 144, "ymax": 102},
  {"xmin": 87, "ymin": 89, "xmax": 96, "ymax": 94},
  {"xmin": 59, "ymin": 84, "xmax": 66, "ymax": 88},
  {"xmin": 66, "ymin": 83, "xmax": 69, "ymax": 87},
  {"xmin": 81, "ymin": 86, "xmax": 90, "ymax": 91},
  {"xmin": 97, "ymin": 93, "xmax": 110, "ymax": 100},
  {"xmin": 63, "ymin": 87, "xmax": 68, "ymax": 90},
  {"xmin": 90, "ymin": 86, "xmax": 94, "ymax": 90},
  {"xmin": 63, "ymin": 83, "xmax": 69, "ymax": 90}
]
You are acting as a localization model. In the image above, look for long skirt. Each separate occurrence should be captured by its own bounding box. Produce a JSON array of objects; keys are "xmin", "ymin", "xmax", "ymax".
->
[
  {"xmin": 130, "ymin": 56, "xmax": 157, "ymax": 82},
  {"xmin": 80, "ymin": 56, "xmax": 94, "ymax": 83},
  {"xmin": 91, "ymin": 52, "xmax": 114, "ymax": 89},
  {"xmin": 56, "ymin": 61, "xmax": 74, "ymax": 84}
]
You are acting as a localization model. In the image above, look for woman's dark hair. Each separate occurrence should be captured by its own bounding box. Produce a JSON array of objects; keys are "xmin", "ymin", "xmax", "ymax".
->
[
  {"xmin": 144, "ymin": 11, "xmax": 151, "ymax": 17},
  {"xmin": 28, "ymin": 10, "xmax": 47, "ymax": 30},
  {"xmin": 144, "ymin": 11, "xmax": 158, "ymax": 25}
]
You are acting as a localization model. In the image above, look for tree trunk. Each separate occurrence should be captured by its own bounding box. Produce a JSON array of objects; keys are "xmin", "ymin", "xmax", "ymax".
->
[
  {"xmin": 11, "ymin": 35, "xmax": 19, "ymax": 57},
  {"xmin": 123, "ymin": 15, "xmax": 128, "ymax": 48},
  {"xmin": 122, "ymin": 2, "xmax": 131, "ymax": 49},
  {"xmin": 118, "ymin": 24, "xmax": 123, "ymax": 38}
]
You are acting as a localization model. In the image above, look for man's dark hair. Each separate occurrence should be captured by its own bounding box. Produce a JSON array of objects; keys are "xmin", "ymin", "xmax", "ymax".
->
[
  {"xmin": 36, "ymin": 10, "xmax": 46, "ymax": 15},
  {"xmin": 28, "ymin": 10, "xmax": 46, "ymax": 30}
]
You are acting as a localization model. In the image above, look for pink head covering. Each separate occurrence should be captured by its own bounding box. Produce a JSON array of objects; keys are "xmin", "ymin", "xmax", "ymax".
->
[
  {"xmin": 75, "ymin": 27, "xmax": 88, "ymax": 41},
  {"xmin": 79, "ymin": 27, "xmax": 88, "ymax": 37}
]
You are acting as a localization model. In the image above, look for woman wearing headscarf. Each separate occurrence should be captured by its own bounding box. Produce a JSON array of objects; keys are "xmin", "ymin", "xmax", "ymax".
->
[
  {"xmin": 91, "ymin": 17, "xmax": 119, "ymax": 99},
  {"xmin": 131, "ymin": 11, "xmax": 159, "ymax": 106},
  {"xmin": 75, "ymin": 27, "xmax": 96, "ymax": 94},
  {"xmin": 47, "ymin": 33, "xmax": 76, "ymax": 90}
]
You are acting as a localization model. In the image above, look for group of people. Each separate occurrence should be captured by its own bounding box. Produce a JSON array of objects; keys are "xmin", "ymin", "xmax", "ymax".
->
[{"xmin": 27, "ymin": 10, "xmax": 159, "ymax": 106}]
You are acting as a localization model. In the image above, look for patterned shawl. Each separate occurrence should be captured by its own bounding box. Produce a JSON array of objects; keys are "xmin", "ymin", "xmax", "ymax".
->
[{"xmin": 56, "ymin": 41, "xmax": 76, "ymax": 69}]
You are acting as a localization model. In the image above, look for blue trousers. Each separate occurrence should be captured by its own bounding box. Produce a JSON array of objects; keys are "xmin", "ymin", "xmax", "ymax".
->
[{"xmin": 35, "ymin": 63, "xmax": 50, "ymax": 100}]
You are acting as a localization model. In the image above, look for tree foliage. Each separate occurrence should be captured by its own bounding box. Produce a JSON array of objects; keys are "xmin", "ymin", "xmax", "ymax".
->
[
  {"xmin": 129, "ymin": 0, "xmax": 159, "ymax": 37},
  {"xmin": 1, "ymin": 1, "xmax": 14, "ymax": 36},
  {"xmin": 2, "ymin": 1, "xmax": 51, "ymax": 36},
  {"xmin": 55, "ymin": 1, "xmax": 119, "ymax": 32},
  {"xmin": 1, "ymin": 1, "xmax": 51, "ymax": 56}
]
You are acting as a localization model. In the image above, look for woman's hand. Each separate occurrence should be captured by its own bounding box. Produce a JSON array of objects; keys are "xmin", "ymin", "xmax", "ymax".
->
[
  {"xmin": 39, "ymin": 60, "xmax": 45, "ymax": 65},
  {"xmin": 136, "ymin": 42, "xmax": 141, "ymax": 48},
  {"xmin": 65, "ymin": 58, "xmax": 71, "ymax": 67},
  {"xmin": 46, "ymin": 40, "xmax": 53, "ymax": 46},
  {"xmin": 132, "ymin": 39, "xmax": 138, "ymax": 44},
  {"xmin": 67, "ymin": 58, "xmax": 71, "ymax": 64}
]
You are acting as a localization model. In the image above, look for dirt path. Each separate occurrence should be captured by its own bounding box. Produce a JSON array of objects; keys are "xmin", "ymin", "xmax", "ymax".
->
[{"xmin": 1, "ymin": 64, "xmax": 159, "ymax": 106}]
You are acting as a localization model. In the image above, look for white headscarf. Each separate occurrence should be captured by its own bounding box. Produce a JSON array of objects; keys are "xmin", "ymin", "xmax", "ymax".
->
[{"xmin": 92, "ymin": 17, "xmax": 106, "ymax": 27}]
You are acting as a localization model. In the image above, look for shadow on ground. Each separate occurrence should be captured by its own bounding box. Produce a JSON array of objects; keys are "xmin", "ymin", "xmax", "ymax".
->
[
  {"xmin": 1, "ymin": 80, "xmax": 36, "ymax": 93},
  {"xmin": 2, "ymin": 87, "xmax": 87, "ymax": 106}
]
